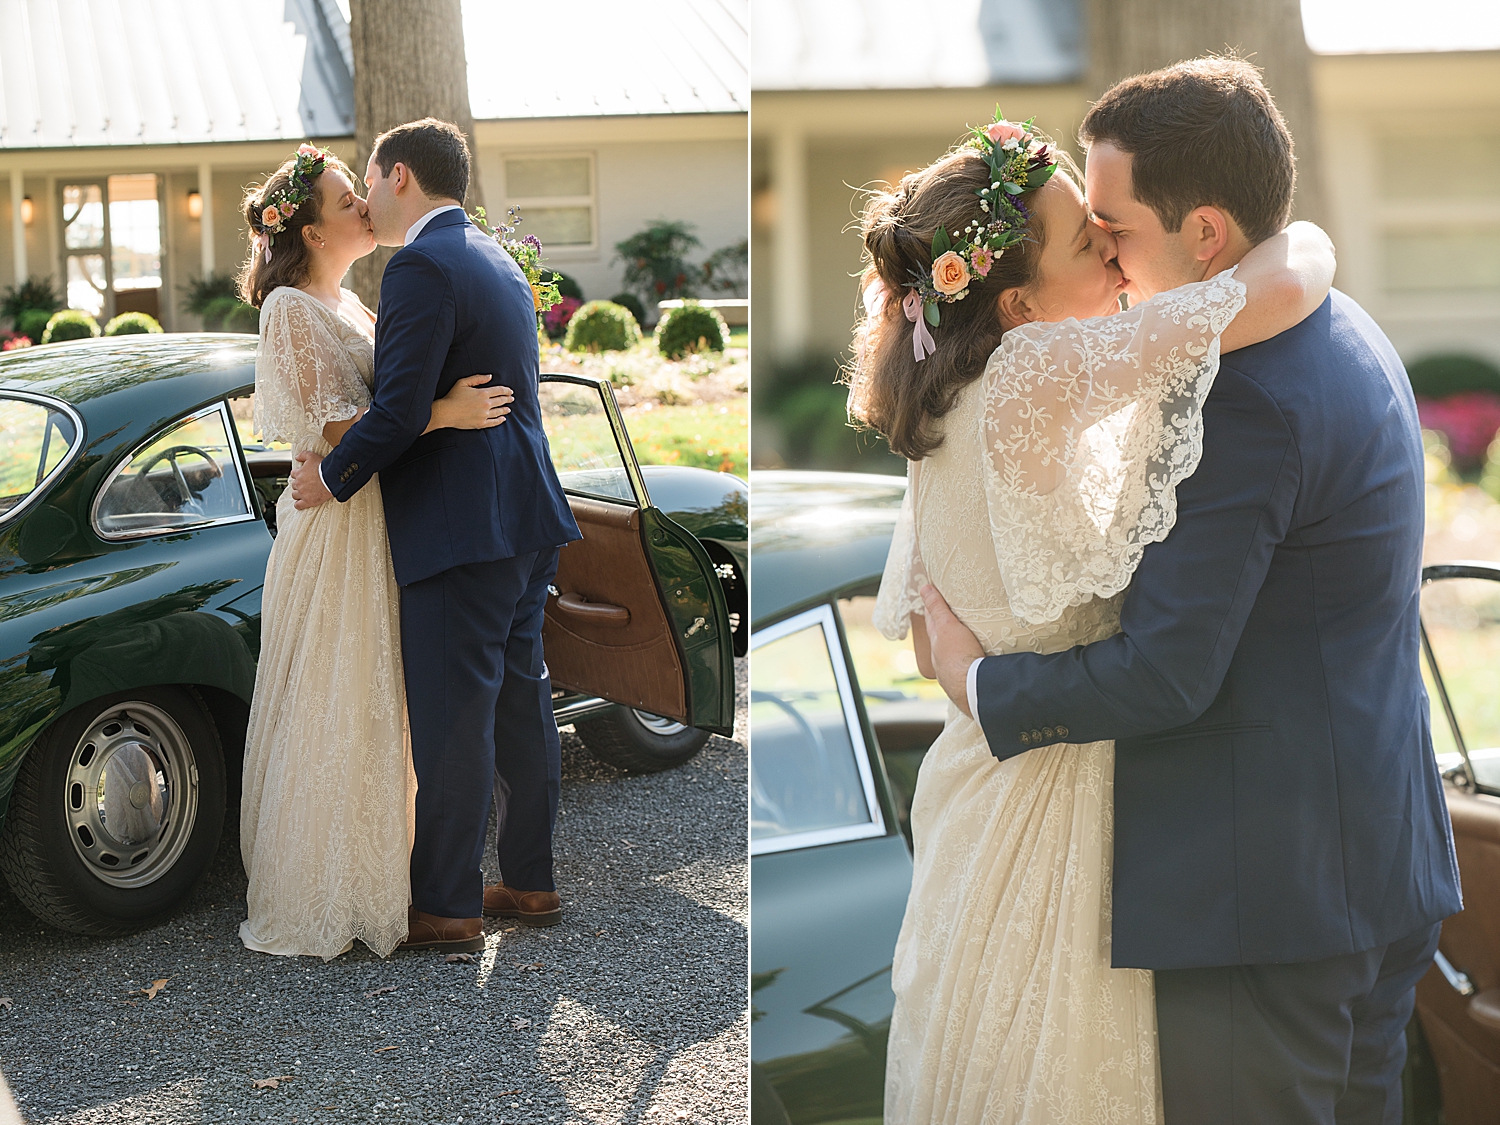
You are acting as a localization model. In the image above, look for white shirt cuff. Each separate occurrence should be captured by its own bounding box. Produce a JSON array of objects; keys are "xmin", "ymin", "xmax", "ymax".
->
[
  {"xmin": 966, "ymin": 657, "xmax": 983, "ymax": 721},
  {"xmin": 318, "ymin": 461, "xmax": 330, "ymax": 494}
]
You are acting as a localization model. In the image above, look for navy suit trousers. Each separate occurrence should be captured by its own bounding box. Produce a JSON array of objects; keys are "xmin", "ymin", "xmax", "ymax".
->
[
  {"xmin": 400, "ymin": 549, "xmax": 562, "ymax": 919},
  {"xmin": 1156, "ymin": 921, "xmax": 1442, "ymax": 1125}
]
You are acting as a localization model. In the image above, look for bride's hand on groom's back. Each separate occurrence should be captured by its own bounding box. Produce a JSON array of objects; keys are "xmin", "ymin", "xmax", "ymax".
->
[{"xmin": 425, "ymin": 375, "xmax": 515, "ymax": 434}]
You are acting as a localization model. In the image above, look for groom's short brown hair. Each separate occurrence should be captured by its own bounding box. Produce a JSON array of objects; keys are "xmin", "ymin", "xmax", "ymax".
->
[
  {"xmin": 371, "ymin": 117, "xmax": 471, "ymax": 202},
  {"xmin": 1080, "ymin": 56, "xmax": 1294, "ymax": 244}
]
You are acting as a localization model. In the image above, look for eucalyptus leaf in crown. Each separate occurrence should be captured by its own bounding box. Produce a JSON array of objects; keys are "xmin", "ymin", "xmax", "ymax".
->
[
  {"xmin": 470, "ymin": 207, "xmax": 563, "ymax": 327},
  {"xmin": 906, "ymin": 109, "xmax": 1059, "ymax": 329}
]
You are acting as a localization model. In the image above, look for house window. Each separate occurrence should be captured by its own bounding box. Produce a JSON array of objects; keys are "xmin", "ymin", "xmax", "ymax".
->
[
  {"xmin": 503, "ymin": 155, "xmax": 595, "ymax": 249},
  {"xmin": 58, "ymin": 175, "xmax": 163, "ymax": 321},
  {"xmin": 1378, "ymin": 129, "xmax": 1500, "ymax": 297},
  {"xmin": 1383, "ymin": 230, "xmax": 1500, "ymax": 294}
]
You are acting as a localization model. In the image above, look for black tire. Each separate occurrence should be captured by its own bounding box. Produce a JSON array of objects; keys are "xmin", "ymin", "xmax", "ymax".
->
[
  {"xmin": 573, "ymin": 705, "xmax": 711, "ymax": 773},
  {"xmin": 0, "ymin": 686, "xmax": 226, "ymax": 936}
]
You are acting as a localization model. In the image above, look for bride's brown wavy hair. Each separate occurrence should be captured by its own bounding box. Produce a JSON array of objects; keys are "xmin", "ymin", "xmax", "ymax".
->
[
  {"xmin": 847, "ymin": 140, "xmax": 1078, "ymax": 460},
  {"xmin": 236, "ymin": 151, "xmax": 358, "ymax": 308}
]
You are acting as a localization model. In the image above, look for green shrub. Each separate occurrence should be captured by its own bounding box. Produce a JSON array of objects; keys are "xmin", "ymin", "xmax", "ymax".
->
[
  {"xmin": 200, "ymin": 296, "xmax": 240, "ymax": 331},
  {"xmin": 615, "ymin": 219, "xmax": 701, "ymax": 304},
  {"xmin": 1407, "ymin": 354, "xmax": 1500, "ymax": 399},
  {"xmin": 654, "ymin": 301, "xmax": 729, "ymax": 360},
  {"xmin": 41, "ymin": 310, "xmax": 101, "ymax": 344},
  {"xmin": 16, "ymin": 308, "xmax": 54, "ymax": 343},
  {"xmin": 179, "ymin": 272, "xmax": 241, "ymax": 318},
  {"xmin": 224, "ymin": 302, "xmax": 260, "ymax": 334},
  {"xmin": 544, "ymin": 270, "xmax": 583, "ymax": 300},
  {"xmin": 610, "ymin": 292, "xmax": 647, "ymax": 328},
  {"xmin": 563, "ymin": 300, "xmax": 642, "ymax": 353},
  {"xmin": 1, "ymin": 277, "xmax": 63, "ymax": 327},
  {"xmin": 103, "ymin": 311, "xmax": 163, "ymax": 336}
]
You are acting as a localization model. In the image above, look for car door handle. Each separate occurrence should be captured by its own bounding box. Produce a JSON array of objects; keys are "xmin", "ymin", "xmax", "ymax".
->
[{"xmin": 554, "ymin": 591, "xmax": 631, "ymax": 628}]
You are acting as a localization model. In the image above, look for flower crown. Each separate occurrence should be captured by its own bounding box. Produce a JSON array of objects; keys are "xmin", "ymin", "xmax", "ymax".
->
[
  {"xmin": 252, "ymin": 144, "xmax": 333, "ymax": 263},
  {"xmin": 892, "ymin": 111, "xmax": 1057, "ymax": 361}
]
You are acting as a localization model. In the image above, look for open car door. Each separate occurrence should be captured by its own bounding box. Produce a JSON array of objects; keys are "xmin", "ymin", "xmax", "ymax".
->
[{"xmin": 538, "ymin": 373, "xmax": 734, "ymax": 736}]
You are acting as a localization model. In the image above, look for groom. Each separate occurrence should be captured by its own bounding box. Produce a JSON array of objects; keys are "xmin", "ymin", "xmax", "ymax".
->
[
  {"xmin": 921, "ymin": 59, "xmax": 1461, "ymax": 1123},
  {"xmin": 289, "ymin": 118, "xmax": 580, "ymax": 950}
]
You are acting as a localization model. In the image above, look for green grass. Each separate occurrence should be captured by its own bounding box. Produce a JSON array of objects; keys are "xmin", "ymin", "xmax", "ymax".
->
[
  {"xmin": 622, "ymin": 398, "xmax": 747, "ymax": 478},
  {"xmin": 728, "ymin": 328, "xmax": 748, "ymax": 350}
]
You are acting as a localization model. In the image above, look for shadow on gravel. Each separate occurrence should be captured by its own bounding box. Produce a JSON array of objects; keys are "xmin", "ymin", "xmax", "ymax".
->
[{"xmin": 0, "ymin": 661, "xmax": 748, "ymax": 1124}]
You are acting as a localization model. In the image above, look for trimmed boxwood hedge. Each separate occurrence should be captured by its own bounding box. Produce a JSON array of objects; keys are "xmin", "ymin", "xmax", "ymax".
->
[
  {"xmin": 103, "ymin": 312, "xmax": 163, "ymax": 335},
  {"xmin": 564, "ymin": 300, "xmax": 642, "ymax": 353},
  {"xmin": 41, "ymin": 310, "xmax": 101, "ymax": 344},
  {"xmin": 654, "ymin": 301, "xmax": 729, "ymax": 360},
  {"xmin": 1407, "ymin": 354, "xmax": 1500, "ymax": 400}
]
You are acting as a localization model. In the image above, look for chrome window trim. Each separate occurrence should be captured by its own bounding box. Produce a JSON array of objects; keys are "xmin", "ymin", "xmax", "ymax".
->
[
  {"xmin": 0, "ymin": 391, "xmax": 86, "ymax": 528},
  {"xmin": 750, "ymin": 602, "xmax": 888, "ymax": 856},
  {"xmin": 91, "ymin": 400, "xmax": 260, "ymax": 542},
  {"xmin": 539, "ymin": 372, "xmax": 649, "ymax": 509}
]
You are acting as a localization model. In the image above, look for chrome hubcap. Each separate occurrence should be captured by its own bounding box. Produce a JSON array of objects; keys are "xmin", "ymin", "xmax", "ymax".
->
[
  {"xmin": 64, "ymin": 702, "xmax": 198, "ymax": 888},
  {"xmin": 632, "ymin": 709, "xmax": 688, "ymax": 737}
]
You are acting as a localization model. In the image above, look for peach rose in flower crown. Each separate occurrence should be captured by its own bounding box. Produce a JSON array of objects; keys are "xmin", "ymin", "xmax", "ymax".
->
[
  {"xmin": 931, "ymin": 250, "xmax": 971, "ymax": 296},
  {"xmin": 262, "ymin": 205, "xmax": 282, "ymax": 229},
  {"xmin": 298, "ymin": 144, "xmax": 320, "ymax": 157},
  {"xmin": 986, "ymin": 121, "xmax": 1027, "ymax": 146}
]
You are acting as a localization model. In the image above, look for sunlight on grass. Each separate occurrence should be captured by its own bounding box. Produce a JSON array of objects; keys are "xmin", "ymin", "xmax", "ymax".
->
[{"xmin": 622, "ymin": 399, "xmax": 747, "ymax": 478}]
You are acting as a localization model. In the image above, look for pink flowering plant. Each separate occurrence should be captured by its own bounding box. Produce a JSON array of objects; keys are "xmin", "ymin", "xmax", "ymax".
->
[
  {"xmin": 544, "ymin": 296, "xmax": 583, "ymax": 338},
  {"xmin": 904, "ymin": 108, "xmax": 1057, "ymax": 331},
  {"xmin": 1418, "ymin": 391, "xmax": 1500, "ymax": 473},
  {"xmin": 470, "ymin": 207, "xmax": 563, "ymax": 329},
  {"xmin": 2, "ymin": 334, "xmax": 31, "ymax": 351}
]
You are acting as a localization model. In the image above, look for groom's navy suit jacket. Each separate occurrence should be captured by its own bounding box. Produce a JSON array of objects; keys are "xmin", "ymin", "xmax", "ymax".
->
[
  {"xmin": 974, "ymin": 290, "xmax": 1462, "ymax": 971},
  {"xmin": 318, "ymin": 209, "xmax": 579, "ymax": 585}
]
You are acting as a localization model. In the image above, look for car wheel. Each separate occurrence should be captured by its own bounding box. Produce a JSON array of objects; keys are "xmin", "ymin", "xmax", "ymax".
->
[
  {"xmin": 573, "ymin": 705, "xmax": 711, "ymax": 773},
  {"xmin": 0, "ymin": 686, "xmax": 226, "ymax": 936}
]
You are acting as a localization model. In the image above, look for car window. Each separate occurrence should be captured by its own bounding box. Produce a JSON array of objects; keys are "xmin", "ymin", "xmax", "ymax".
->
[
  {"xmin": 0, "ymin": 395, "xmax": 80, "ymax": 522},
  {"xmin": 750, "ymin": 603, "xmax": 886, "ymax": 854},
  {"xmin": 539, "ymin": 378, "xmax": 637, "ymax": 506},
  {"xmin": 94, "ymin": 403, "xmax": 254, "ymax": 539},
  {"xmin": 1421, "ymin": 573, "xmax": 1500, "ymax": 787}
]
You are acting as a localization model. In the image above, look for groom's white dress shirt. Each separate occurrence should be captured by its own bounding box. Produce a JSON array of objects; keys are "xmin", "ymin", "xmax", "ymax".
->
[
  {"xmin": 316, "ymin": 204, "xmax": 469, "ymax": 494},
  {"xmin": 967, "ymin": 659, "xmax": 982, "ymax": 721}
]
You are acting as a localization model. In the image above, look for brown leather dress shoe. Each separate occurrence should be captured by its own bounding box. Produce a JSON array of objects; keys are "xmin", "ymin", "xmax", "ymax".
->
[
  {"xmin": 482, "ymin": 882, "xmax": 562, "ymax": 927},
  {"xmin": 397, "ymin": 906, "xmax": 485, "ymax": 952}
]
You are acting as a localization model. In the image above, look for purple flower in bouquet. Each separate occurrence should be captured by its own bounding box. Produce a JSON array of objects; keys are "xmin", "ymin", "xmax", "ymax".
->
[
  {"xmin": 544, "ymin": 296, "xmax": 582, "ymax": 338},
  {"xmin": 1416, "ymin": 390, "xmax": 1500, "ymax": 471}
]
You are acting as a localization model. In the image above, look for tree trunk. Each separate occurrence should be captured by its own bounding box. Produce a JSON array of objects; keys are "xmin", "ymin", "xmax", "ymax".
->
[
  {"xmin": 348, "ymin": 0, "xmax": 484, "ymax": 304},
  {"xmin": 1085, "ymin": 0, "xmax": 1325, "ymax": 227}
]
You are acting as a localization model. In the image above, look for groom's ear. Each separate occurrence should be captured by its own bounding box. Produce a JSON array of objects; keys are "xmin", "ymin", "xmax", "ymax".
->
[{"xmin": 1183, "ymin": 205, "xmax": 1231, "ymax": 263}]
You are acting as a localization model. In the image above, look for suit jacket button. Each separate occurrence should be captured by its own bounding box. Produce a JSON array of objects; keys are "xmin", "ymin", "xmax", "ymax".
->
[
  {"xmin": 1019, "ymin": 731, "xmax": 1031, "ymax": 745},
  {"xmin": 1042, "ymin": 726, "xmax": 1054, "ymax": 739},
  {"xmin": 1058, "ymin": 725, "xmax": 1069, "ymax": 738},
  {"xmin": 1031, "ymin": 729, "xmax": 1043, "ymax": 742}
]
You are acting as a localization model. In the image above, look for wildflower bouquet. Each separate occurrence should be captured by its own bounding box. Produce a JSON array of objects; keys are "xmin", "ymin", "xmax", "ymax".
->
[{"xmin": 471, "ymin": 207, "xmax": 563, "ymax": 327}]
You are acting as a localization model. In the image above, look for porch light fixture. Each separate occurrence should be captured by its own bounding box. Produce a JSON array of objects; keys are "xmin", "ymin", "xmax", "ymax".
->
[
  {"xmin": 20, "ymin": 196, "xmax": 33, "ymax": 225},
  {"xmin": 187, "ymin": 190, "xmax": 203, "ymax": 220}
]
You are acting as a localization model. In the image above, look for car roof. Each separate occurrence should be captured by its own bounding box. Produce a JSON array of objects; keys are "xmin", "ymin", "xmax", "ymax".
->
[
  {"xmin": 0, "ymin": 334, "xmax": 258, "ymax": 410},
  {"xmin": 751, "ymin": 469, "xmax": 906, "ymax": 628}
]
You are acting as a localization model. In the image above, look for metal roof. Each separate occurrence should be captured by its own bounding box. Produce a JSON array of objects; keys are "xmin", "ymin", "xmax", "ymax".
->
[
  {"xmin": 0, "ymin": 0, "xmax": 354, "ymax": 150},
  {"xmin": 751, "ymin": 0, "xmax": 1081, "ymax": 92},
  {"xmin": 463, "ymin": 0, "xmax": 747, "ymax": 118}
]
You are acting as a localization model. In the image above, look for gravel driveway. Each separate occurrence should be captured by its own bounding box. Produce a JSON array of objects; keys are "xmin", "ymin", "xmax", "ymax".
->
[{"xmin": 0, "ymin": 660, "xmax": 747, "ymax": 1125}]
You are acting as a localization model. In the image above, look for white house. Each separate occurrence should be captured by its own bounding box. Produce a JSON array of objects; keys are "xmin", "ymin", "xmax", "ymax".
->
[{"xmin": 0, "ymin": 0, "xmax": 748, "ymax": 330}]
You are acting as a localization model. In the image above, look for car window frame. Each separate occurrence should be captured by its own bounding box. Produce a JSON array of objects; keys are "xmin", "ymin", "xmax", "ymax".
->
[
  {"xmin": 0, "ymin": 390, "xmax": 86, "ymax": 529},
  {"xmin": 750, "ymin": 601, "xmax": 888, "ymax": 856},
  {"xmin": 539, "ymin": 372, "xmax": 650, "ymax": 509},
  {"xmin": 90, "ymin": 399, "xmax": 260, "ymax": 542}
]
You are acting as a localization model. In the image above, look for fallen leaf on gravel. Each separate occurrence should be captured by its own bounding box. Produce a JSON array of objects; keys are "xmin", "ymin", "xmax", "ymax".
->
[
  {"xmin": 131, "ymin": 979, "xmax": 169, "ymax": 1000},
  {"xmin": 515, "ymin": 961, "xmax": 543, "ymax": 971},
  {"xmin": 0, "ymin": 998, "xmax": 11, "ymax": 1011},
  {"xmin": 498, "ymin": 1088, "xmax": 521, "ymax": 1095},
  {"xmin": 444, "ymin": 952, "xmax": 475, "ymax": 964},
  {"xmin": 374, "ymin": 1045, "xmax": 400, "ymax": 1053},
  {"xmin": 364, "ymin": 985, "xmax": 397, "ymax": 998},
  {"xmin": 252, "ymin": 1076, "xmax": 294, "ymax": 1089},
  {"xmin": 511, "ymin": 1018, "xmax": 530, "ymax": 1029}
]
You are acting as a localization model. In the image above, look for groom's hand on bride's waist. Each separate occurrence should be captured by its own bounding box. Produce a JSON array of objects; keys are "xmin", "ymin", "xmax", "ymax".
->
[
  {"xmin": 290, "ymin": 451, "xmax": 334, "ymax": 510},
  {"xmin": 920, "ymin": 585, "xmax": 983, "ymax": 719}
]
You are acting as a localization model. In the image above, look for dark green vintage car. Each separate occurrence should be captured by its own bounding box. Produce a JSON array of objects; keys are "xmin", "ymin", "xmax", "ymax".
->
[
  {"xmin": 0, "ymin": 334, "xmax": 745, "ymax": 937},
  {"xmin": 748, "ymin": 470, "xmax": 1480, "ymax": 1125}
]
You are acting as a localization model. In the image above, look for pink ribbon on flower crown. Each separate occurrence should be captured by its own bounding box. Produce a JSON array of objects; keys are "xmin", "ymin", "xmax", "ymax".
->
[
  {"xmin": 902, "ymin": 289, "xmax": 937, "ymax": 362},
  {"xmin": 254, "ymin": 230, "xmax": 273, "ymax": 265}
]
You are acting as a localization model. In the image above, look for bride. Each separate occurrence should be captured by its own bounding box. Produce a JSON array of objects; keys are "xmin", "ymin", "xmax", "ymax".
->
[
  {"xmin": 850, "ymin": 118, "xmax": 1335, "ymax": 1122},
  {"xmin": 235, "ymin": 146, "xmax": 513, "ymax": 960}
]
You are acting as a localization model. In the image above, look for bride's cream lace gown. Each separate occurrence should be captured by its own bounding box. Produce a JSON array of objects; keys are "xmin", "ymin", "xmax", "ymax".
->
[
  {"xmin": 239, "ymin": 286, "xmax": 415, "ymax": 960},
  {"xmin": 873, "ymin": 271, "xmax": 1247, "ymax": 1124}
]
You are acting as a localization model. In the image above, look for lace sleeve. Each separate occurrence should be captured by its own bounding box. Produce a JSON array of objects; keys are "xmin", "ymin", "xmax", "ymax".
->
[
  {"xmin": 253, "ymin": 289, "xmax": 367, "ymax": 444},
  {"xmin": 873, "ymin": 461, "xmax": 931, "ymax": 640},
  {"xmin": 982, "ymin": 268, "xmax": 1248, "ymax": 625}
]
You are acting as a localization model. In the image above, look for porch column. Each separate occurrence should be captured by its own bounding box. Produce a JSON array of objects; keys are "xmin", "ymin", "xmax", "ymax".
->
[
  {"xmin": 9, "ymin": 171, "xmax": 27, "ymax": 284},
  {"xmin": 198, "ymin": 162, "xmax": 215, "ymax": 275},
  {"xmin": 771, "ymin": 126, "xmax": 809, "ymax": 359}
]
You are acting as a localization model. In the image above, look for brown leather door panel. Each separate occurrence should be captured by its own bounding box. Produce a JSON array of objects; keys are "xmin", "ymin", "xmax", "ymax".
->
[
  {"xmin": 544, "ymin": 496, "xmax": 687, "ymax": 722},
  {"xmin": 1415, "ymin": 783, "xmax": 1500, "ymax": 1125}
]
